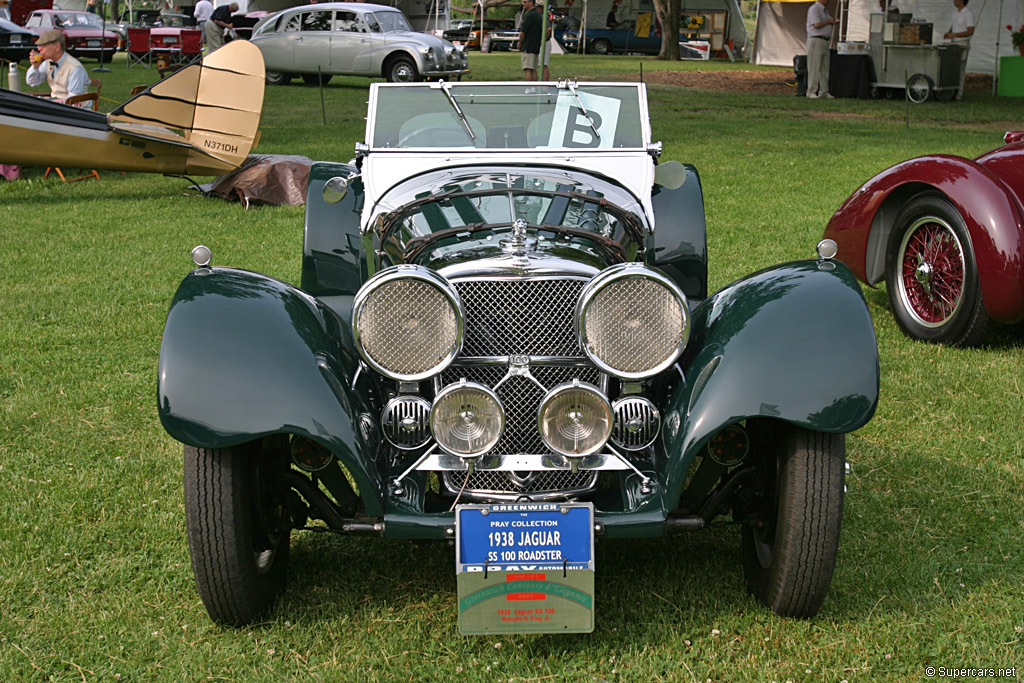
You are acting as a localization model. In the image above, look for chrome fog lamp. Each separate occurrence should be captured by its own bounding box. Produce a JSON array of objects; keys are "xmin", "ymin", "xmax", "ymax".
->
[
  {"xmin": 191, "ymin": 244, "xmax": 212, "ymax": 267},
  {"xmin": 577, "ymin": 263, "xmax": 690, "ymax": 379},
  {"xmin": 537, "ymin": 380, "xmax": 613, "ymax": 457},
  {"xmin": 430, "ymin": 380, "xmax": 505, "ymax": 458},
  {"xmin": 353, "ymin": 265, "xmax": 463, "ymax": 381}
]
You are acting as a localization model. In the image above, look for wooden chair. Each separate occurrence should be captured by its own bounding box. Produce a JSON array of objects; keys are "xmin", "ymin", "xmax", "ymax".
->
[
  {"xmin": 158, "ymin": 63, "xmax": 182, "ymax": 79},
  {"xmin": 45, "ymin": 87, "xmax": 102, "ymax": 182},
  {"xmin": 131, "ymin": 84, "xmax": 148, "ymax": 96}
]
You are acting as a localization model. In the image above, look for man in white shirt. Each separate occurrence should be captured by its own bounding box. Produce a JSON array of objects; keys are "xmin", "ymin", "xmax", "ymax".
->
[
  {"xmin": 944, "ymin": 0, "xmax": 974, "ymax": 99},
  {"xmin": 805, "ymin": 0, "xmax": 838, "ymax": 99},
  {"xmin": 194, "ymin": 0, "xmax": 214, "ymax": 27},
  {"xmin": 25, "ymin": 30, "xmax": 88, "ymax": 102}
]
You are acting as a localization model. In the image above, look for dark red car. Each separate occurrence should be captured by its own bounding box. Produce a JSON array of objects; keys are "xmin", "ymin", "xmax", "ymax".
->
[
  {"xmin": 823, "ymin": 131, "xmax": 1024, "ymax": 346},
  {"xmin": 23, "ymin": 9, "xmax": 120, "ymax": 61}
]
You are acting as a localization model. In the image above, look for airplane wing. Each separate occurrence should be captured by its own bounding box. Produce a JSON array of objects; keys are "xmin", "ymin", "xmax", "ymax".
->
[{"xmin": 0, "ymin": 40, "xmax": 265, "ymax": 176}]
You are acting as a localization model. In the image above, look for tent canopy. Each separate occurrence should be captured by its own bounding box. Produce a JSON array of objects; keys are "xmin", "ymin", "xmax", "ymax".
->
[{"xmin": 753, "ymin": 0, "xmax": 1024, "ymax": 74}]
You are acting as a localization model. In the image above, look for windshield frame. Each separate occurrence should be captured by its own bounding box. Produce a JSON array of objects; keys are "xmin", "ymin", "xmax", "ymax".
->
[{"xmin": 365, "ymin": 81, "xmax": 650, "ymax": 153}]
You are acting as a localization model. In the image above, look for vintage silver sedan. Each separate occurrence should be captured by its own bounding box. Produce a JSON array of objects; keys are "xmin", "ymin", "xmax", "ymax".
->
[{"xmin": 250, "ymin": 2, "xmax": 469, "ymax": 84}]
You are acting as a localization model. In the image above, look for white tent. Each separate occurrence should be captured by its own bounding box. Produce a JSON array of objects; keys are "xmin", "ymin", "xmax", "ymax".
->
[{"xmin": 753, "ymin": 0, "xmax": 1024, "ymax": 74}]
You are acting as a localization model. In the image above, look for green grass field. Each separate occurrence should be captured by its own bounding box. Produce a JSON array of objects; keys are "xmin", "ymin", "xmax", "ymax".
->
[{"xmin": 1, "ymin": 51, "xmax": 1022, "ymax": 681}]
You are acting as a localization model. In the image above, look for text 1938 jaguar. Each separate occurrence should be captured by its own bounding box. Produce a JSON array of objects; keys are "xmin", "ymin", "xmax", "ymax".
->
[{"xmin": 157, "ymin": 81, "xmax": 879, "ymax": 629}]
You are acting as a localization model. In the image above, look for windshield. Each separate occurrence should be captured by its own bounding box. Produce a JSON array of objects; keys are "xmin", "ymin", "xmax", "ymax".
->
[
  {"xmin": 372, "ymin": 10, "xmax": 411, "ymax": 33},
  {"xmin": 56, "ymin": 12, "xmax": 104, "ymax": 28},
  {"xmin": 369, "ymin": 83, "xmax": 646, "ymax": 151}
]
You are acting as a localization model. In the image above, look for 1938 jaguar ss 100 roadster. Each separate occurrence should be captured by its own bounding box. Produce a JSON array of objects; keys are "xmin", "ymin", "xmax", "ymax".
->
[{"xmin": 158, "ymin": 81, "xmax": 879, "ymax": 629}]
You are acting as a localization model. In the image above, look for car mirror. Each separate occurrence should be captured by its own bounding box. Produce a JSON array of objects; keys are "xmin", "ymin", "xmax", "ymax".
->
[{"xmin": 654, "ymin": 160, "xmax": 686, "ymax": 190}]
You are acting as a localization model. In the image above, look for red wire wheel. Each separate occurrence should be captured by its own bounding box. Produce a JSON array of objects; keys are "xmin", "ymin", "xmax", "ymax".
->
[
  {"xmin": 896, "ymin": 216, "xmax": 965, "ymax": 326},
  {"xmin": 885, "ymin": 192, "xmax": 989, "ymax": 346}
]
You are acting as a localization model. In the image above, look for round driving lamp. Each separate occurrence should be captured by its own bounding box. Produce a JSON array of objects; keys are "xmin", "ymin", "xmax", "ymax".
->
[
  {"xmin": 352, "ymin": 265, "xmax": 463, "ymax": 381},
  {"xmin": 430, "ymin": 380, "xmax": 505, "ymax": 458},
  {"xmin": 577, "ymin": 263, "xmax": 690, "ymax": 379},
  {"xmin": 537, "ymin": 380, "xmax": 613, "ymax": 458}
]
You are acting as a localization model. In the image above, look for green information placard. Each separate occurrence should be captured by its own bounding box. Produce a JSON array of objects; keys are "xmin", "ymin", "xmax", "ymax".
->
[
  {"xmin": 457, "ymin": 570, "xmax": 595, "ymax": 634},
  {"xmin": 455, "ymin": 503, "xmax": 595, "ymax": 635}
]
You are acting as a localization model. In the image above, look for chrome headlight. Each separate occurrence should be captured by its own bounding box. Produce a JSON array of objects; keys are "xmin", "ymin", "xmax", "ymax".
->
[
  {"xmin": 352, "ymin": 265, "xmax": 463, "ymax": 381},
  {"xmin": 431, "ymin": 380, "xmax": 505, "ymax": 458},
  {"xmin": 537, "ymin": 380, "xmax": 612, "ymax": 457},
  {"xmin": 577, "ymin": 264, "xmax": 690, "ymax": 379}
]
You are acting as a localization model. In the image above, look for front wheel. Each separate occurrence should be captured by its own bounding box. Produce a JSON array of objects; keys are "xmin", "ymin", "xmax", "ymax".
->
[
  {"xmin": 265, "ymin": 71, "xmax": 292, "ymax": 86},
  {"xmin": 184, "ymin": 439, "xmax": 293, "ymax": 625},
  {"xmin": 741, "ymin": 424, "xmax": 845, "ymax": 618},
  {"xmin": 906, "ymin": 73, "xmax": 932, "ymax": 103},
  {"xmin": 590, "ymin": 39, "xmax": 612, "ymax": 55},
  {"xmin": 884, "ymin": 191, "xmax": 989, "ymax": 346},
  {"xmin": 385, "ymin": 56, "xmax": 419, "ymax": 83}
]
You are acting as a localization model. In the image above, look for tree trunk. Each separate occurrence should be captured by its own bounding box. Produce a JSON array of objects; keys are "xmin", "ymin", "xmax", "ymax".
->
[{"xmin": 654, "ymin": 0, "xmax": 680, "ymax": 61}]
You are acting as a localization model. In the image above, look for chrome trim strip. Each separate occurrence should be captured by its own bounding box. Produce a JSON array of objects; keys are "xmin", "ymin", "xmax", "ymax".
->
[{"xmin": 414, "ymin": 450, "xmax": 631, "ymax": 471}]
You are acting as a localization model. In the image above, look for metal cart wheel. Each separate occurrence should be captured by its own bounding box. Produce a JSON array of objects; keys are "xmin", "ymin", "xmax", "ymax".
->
[{"xmin": 906, "ymin": 73, "xmax": 933, "ymax": 103}]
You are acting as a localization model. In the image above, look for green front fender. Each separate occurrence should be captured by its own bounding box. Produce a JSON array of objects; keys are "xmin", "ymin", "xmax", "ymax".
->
[
  {"xmin": 662, "ymin": 259, "xmax": 879, "ymax": 506},
  {"xmin": 157, "ymin": 267, "xmax": 384, "ymax": 516}
]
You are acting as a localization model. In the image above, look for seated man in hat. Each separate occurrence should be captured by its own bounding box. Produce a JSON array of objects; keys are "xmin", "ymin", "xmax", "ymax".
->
[{"xmin": 25, "ymin": 30, "xmax": 88, "ymax": 102}]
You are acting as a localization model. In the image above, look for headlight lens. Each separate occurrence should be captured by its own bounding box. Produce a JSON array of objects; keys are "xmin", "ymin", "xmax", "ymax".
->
[
  {"xmin": 353, "ymin": 265, "xmax": 463, "ymax": 381},
  {"xmin": 537, "ymin": 380, "xmax": 612, "ymax": 457},
  {"xmin": 431, "ymin": 380, "xmax": 505, "ymax": 458},
  {"xmin": 577, "ymin": 264, "xmax": 690, "ymax": 379}
]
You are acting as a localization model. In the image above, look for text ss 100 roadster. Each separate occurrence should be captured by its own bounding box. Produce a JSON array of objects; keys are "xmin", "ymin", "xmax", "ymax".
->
[{"xmin": 157, "ymin": 81, "xmax": 879, "ymax": 630}]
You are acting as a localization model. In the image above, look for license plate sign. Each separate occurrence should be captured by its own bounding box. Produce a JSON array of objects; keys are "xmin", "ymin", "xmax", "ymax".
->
[
  {"xmin": 456, "ymin": 502, "xmax": 594, "ymax": 635},
  {"xmin": 87, "ymin": 39, "xmax": 100, "ymax": 47}
]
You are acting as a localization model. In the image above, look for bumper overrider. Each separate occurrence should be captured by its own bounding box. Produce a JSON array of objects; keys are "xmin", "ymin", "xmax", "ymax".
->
[{"xmin": 158, "ymin": 250, "xmax": 878, "ymax": 540}]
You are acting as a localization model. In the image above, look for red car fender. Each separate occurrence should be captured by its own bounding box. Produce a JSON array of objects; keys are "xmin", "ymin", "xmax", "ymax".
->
[{"xmin": 824, "ymin": 154, "xmax": 1024, "ymax": 324}]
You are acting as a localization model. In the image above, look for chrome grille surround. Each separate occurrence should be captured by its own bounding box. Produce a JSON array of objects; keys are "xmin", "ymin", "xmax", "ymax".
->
[{"xmin": 442, "ymin": 469, "xmax": 598, "ymax": 502}]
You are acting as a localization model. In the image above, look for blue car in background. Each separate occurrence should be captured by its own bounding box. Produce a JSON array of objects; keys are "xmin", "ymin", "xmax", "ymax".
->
[{"xmin": 560, "ymin": 19, "xmax": 682, "ymax": 55}]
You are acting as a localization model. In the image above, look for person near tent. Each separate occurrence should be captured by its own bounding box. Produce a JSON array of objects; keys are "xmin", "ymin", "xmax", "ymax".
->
[
  {"xmin": 805, "ymin": 0, "xmax": 838, "ymax": 98},
  {"xmin": 205, "ymin": 2, "xmax": 238, "ymax": 53},
  {"xmin": 607, "ymin": 8, "xmax": 617, "ymax": 28},
  {"xmin": 944, "ymin": 0, "xmax": 975, "ymax": 99}
]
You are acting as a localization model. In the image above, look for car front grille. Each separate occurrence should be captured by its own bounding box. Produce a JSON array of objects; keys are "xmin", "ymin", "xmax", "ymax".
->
[
  {"xmin": 454, "ymin": 279, "xmax": 586, "ymax": 357},
  {"xmin": 442, "ymin": 470, "xmax": 597, "ymax": 500},
  {"xmin": 442, "ymin": 277, "xmax": 603, "ymax": 459}
]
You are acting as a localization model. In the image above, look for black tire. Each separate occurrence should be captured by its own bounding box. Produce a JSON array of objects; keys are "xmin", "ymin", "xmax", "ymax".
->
[
  {"xmin": 906, "ymin": 73, "xmax": 932, "ymax": 103},
  {"xmin": 301, "ymin": 73, "xmax": 332, "ymax": 86},
  {"xmin": 385, "ymin": 56, "xmax": 419, "ymax": 83},
  {"xmin": 741, "ymin": 424, "xmax": 845, "ymax": 618},
  {"xmin": 184, "ymin": 440, "xmax": 292, "ymax": 626},
  {"xmin": 884, "ymin": 191, "xmax": 989, "ymax": 346},
  {"xmin": 590, "ymin": 39, "xmax": 612, "ymax": 55},
  {"xmin": 265, "ymin": 71, "xmax": 292, "ymax": 86}
]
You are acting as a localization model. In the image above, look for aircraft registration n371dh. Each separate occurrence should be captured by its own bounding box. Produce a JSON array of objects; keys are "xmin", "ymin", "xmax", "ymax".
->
[{"xmin": 0, "ymin": 40, "xmax": 264, "ymax": 177}]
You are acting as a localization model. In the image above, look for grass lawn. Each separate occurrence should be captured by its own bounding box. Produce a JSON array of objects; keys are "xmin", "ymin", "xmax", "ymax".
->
[{"xmin": 0, "ymin": 51, "xmax": 1022, "ymax": 681}]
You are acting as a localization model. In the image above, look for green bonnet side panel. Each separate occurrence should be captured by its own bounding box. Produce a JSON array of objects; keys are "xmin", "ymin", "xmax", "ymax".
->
[
  {"xmin": 157, "ymin": 267, "xmax": 384, "ymax": 516},
  {"xmin": 661, "ymin": 260, "xmax": 879, "ymax": 507}
]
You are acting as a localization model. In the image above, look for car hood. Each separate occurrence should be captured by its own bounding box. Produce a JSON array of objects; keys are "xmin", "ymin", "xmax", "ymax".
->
[{"xmin": 385, "ymin": 30, "xmax": 451, "ymax": 49}]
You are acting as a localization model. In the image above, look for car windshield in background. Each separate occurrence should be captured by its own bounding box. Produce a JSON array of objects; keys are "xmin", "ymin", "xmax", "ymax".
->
[
  {"xmin": 373, "ymin": 10, "xmax": 411, "ymax": 33},
  {"xmin": 55, "ymin": 12, "xmax": 104, "ymax": 28},
  {"xmin": 369, "ymin": 83, "xmax": 645, "ymax": 150}
]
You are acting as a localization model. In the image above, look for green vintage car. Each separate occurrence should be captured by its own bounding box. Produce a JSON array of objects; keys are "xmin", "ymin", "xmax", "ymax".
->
[{"xmin": 158, "ymin": 81, "xmax": 879, "ymax": 631}]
